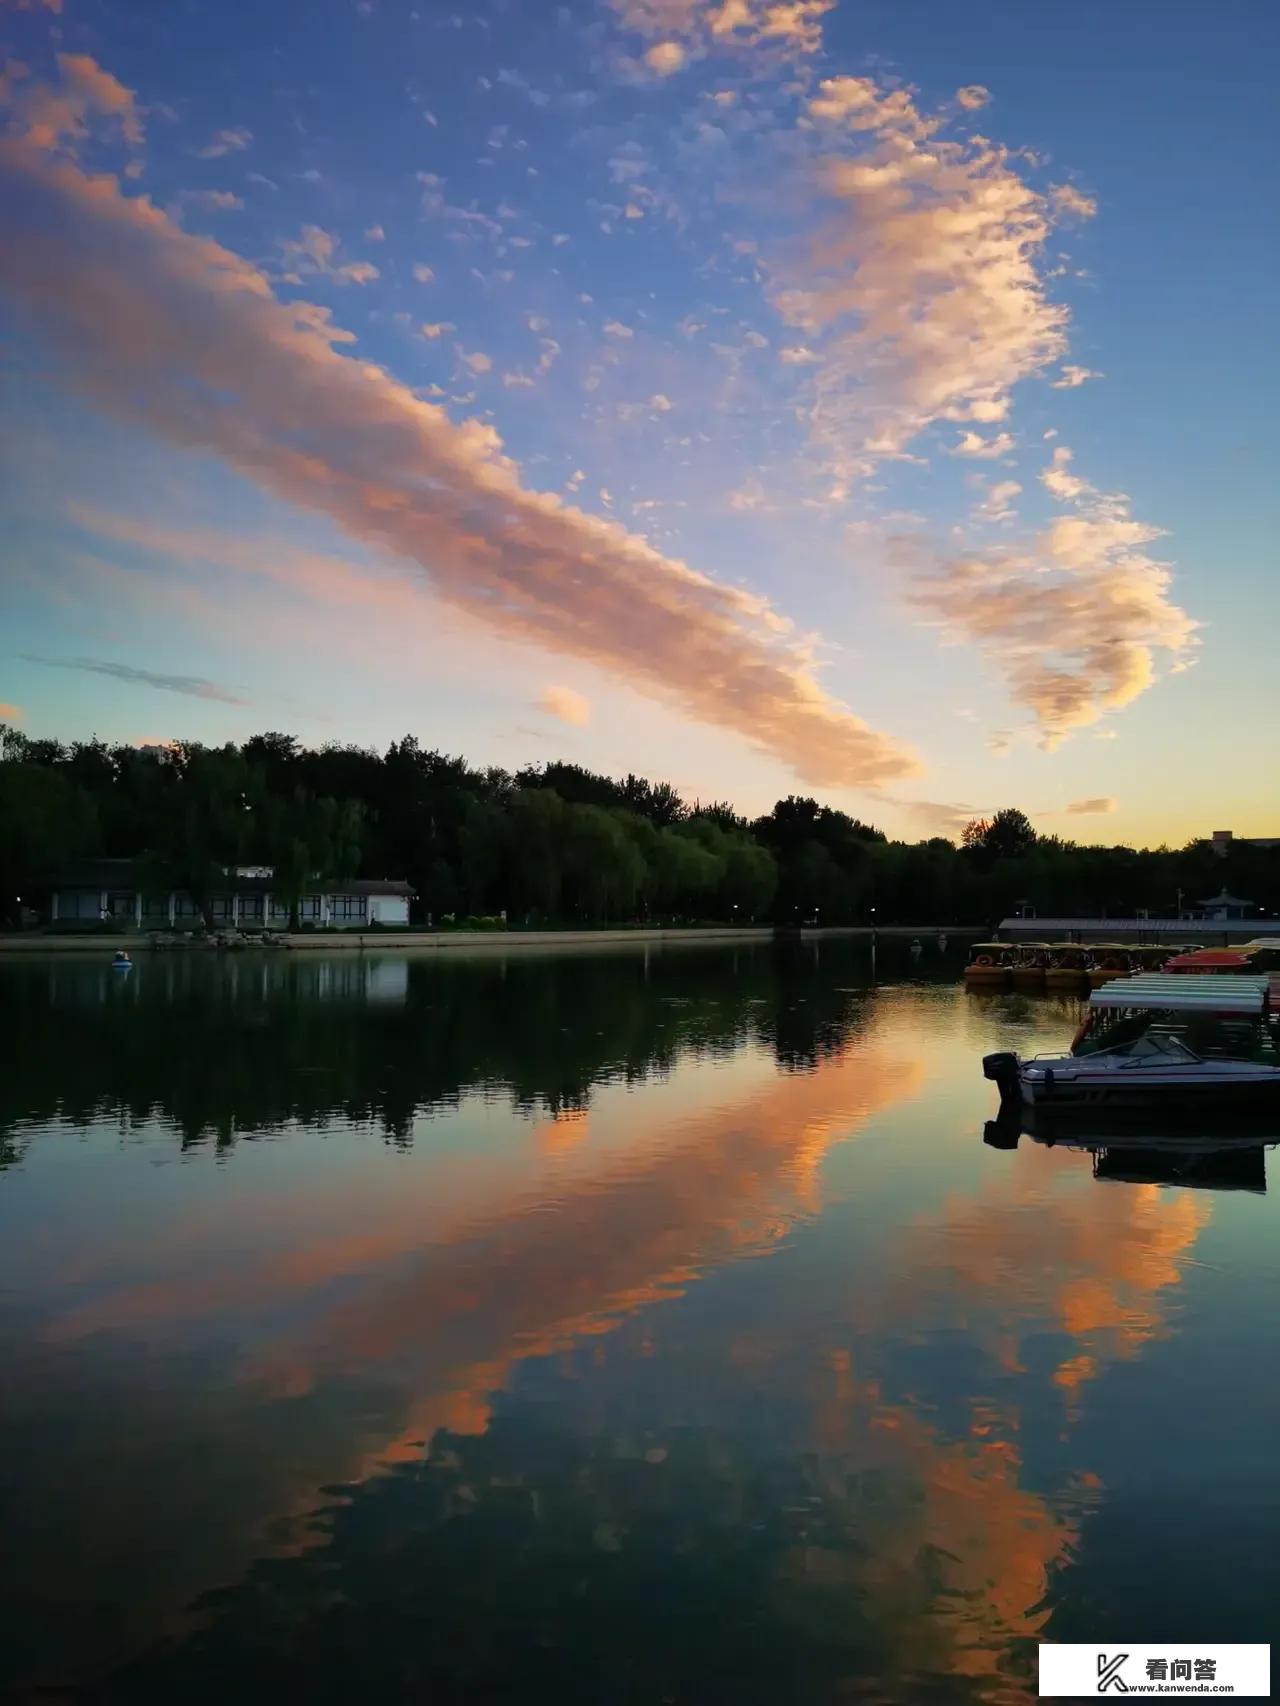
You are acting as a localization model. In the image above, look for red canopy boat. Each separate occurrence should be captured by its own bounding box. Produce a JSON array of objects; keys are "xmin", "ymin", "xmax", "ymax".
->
[{"xmin": 1166, "ymin": 948, "xmax": 1252, "ymax": 974}]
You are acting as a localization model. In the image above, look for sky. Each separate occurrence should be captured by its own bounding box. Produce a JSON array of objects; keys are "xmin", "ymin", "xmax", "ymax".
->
[{"xmin": 1, "ymin": 0, "xmax": 1276, "ymax": 847}]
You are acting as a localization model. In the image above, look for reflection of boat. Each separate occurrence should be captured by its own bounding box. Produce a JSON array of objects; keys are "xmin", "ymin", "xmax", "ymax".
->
[
  {"xmin": 963, "ymin": 943, "xmax": 1011, "ymax": 990},
  {"xmin": 1043, "ymin": 944, "xmax": 1088, "ymax": 994},
  {"xmin": 983, "ymin": 974, "xmax": 1280, "ymax": 1113},
  {"xmin": 984, "ymin": 1105, "xmax": 1273, "ymax": 1192},
  {"xmin": 1009, "ymin": 943, "xmax": 1049, "ymax": 992}
]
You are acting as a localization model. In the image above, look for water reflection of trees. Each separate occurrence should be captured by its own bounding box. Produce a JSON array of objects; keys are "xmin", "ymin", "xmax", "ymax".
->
[
  {"xmin": 111, "ymin": 1417, "xmax": 940, "ymax": 1705},
  {"xmin": 0, "ymin": 942, "xmax": 928, "ymax": 1157}
]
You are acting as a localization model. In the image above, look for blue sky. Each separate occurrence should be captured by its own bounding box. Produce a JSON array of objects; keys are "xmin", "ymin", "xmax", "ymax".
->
[{"xmin": 1, "ymin": 0, "xmax": 1276, "ymax": 844}]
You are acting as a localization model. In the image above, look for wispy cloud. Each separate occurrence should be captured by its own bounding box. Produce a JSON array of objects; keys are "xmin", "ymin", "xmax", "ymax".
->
[
  {"xmin": 645, "ymin": 41, "xmax": 687, "ymax": 75},
  {"xmin": 174, "ymin": 188, "xmax": 244, "ymax": 215},
  {"xmin": 951, "ymin": 430, "xmax": 1016, "ymax": 460},
  {"xmin": 9, "ymin": 52, "xmax": 143, "ymax": 151},
  {"xmin": 776, "ymin": 75, "xmax": 1088, "ymax": 487},
  {"xmin": 1051, "ymin": 364, "xmax": 1103, "ymax": 389},
  {"xmin": 1051, "ymin": 183, "xmax": 1096, "ymax": 220},
  {"xmin": 537, "ymin": 685, "xmax": 591, "ymax": 726},
  {"xmin": 900, "ymin": 446, "xmax": 1196, "ymax": 745},
  {"xmin": 609, "ymin": 0, "xmax": 833, "ymax": 61},
  {"xmin": 0, "ymin": 65, "xmax": 917, "ymax": 787},
  {"xmin": 892, "ymin": 797, "xmax": 982, "ymax": 839},
  {"xmin": 21, "ymin": 654, "xmax": 247, "ymax": 704},
  {"xmin": 278, "ymin": 225, "xmax": 380, "ymax": 285},
  {"xmin": 976, "ymin": 479, "xmax": 1022, "ymax": 523},
  {"xmin": 1065, "ymin": 797, "xmax": 1117, "ymax": 815},
  {"xmin": 1039, "ymin": 444, "xmax": 1086, "ymax": 501},
  {"xmin": 197, "ymin": 126, "xmax": 252, "ymax": 159},
  {"xmin": 0, "ymin": 702, "xmax": 23, "ymax": 722}
]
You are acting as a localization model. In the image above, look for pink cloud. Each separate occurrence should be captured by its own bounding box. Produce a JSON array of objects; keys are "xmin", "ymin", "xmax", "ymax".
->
[
  {"xmin": 776, "ymin": 76, "xmax": 1081, "ymax": 484},
  {"xmin": 897, "ymin": 454, "xmax": 1197, "ymax": 745},
  {"xmin": 0, "ymin": 75, "xmax": 917, "ymax": 787},
  {"xmin": 0, "ymin": 702, "xmax": 23, "ymax": 721}
]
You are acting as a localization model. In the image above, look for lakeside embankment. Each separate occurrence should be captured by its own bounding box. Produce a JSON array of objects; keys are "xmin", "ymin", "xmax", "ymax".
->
[{"xmin": 0, "ymin": 924, "xmax": 983, "ymax": 954}]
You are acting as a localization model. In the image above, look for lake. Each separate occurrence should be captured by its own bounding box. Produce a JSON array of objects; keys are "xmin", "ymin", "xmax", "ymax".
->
[{"xmin": 1, "ymin": 940, "xmax": 1276, "ymax": 1704}]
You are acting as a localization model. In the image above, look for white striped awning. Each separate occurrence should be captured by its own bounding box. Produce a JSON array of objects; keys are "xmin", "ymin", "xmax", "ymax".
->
[{"xmin": 1088, "ymin": 974, "xmax": 1270, "ymax": 1014}]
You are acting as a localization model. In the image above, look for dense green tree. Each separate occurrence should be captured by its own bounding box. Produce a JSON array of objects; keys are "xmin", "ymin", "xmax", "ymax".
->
[
  {"xmin": 145, "ymin": 744, "xmax": 261, "ymax": 929},
  {"xmin": 0, "ymin": 747, "xmax": 98, "ymax": 923},
  {"xmin": 3, "ymin": 721, "xmax": 1278, "ymax": 930},
  {"xmin": 261, "ymin": 786, "xmax": 365, "ymax": 929}
]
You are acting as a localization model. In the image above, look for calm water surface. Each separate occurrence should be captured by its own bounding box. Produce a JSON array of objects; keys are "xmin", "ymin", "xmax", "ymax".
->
[{"xmin": 1, "ymin": 941, "xmax": 1277, "ymax": 1703}]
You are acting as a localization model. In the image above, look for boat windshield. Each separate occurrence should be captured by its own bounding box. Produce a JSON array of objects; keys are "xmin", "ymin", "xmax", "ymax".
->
[{"xmin": 1115, "ymin": 1031, "xmax": 1202, "ymax": 1064}]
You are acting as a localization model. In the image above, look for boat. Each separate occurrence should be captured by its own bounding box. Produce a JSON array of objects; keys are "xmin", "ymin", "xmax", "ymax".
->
[
  {"xmin": 1084, "ymin": 944, "xmax": 1132, "ymax": 988},
  {"xmin": 982, "ymin": 973, "xmax": 1280, "ymax": 1113},
  {"xmin": 1043, "ymin": 943, "xmax": 1089, "ymax": 993},
  {"xmin": 1166, "ymin": 947, "xmax": 1253, "ymax": 975},
  {"xmin": 1237, "ymin": 940, "xmax": 1280, "ymax": 971},
  {"xmin": 963, "ymin": 942, "xmax": 1012, "ymax": 990},
  {"xmin": 111, "ymin": 951, "xmax": 132, "ymax": 971},
  {"xmin": 1009, "ymin": 942, "xmax": 1049, "ymax": 992},
  {"xmin": 1128, "ymin": 945, "xmax": 1172, "ymax": 974}
]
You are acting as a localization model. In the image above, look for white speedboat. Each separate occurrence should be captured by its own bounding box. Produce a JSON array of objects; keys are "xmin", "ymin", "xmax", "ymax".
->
[{"xmin": 983, "ymin": 973, "xmax": 1280, "ymax": 1114}]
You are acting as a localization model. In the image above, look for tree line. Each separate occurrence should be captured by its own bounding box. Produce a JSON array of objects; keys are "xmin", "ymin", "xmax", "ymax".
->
[{"xmin": 1, "ymin": 723, "xmax": 1276, "ymax": 928}]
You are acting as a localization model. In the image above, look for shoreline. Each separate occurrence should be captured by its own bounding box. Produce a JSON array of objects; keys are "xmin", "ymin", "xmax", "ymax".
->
[{"xmin": 0, "ymin": 924, "xmax": 982, "ymax": 955}]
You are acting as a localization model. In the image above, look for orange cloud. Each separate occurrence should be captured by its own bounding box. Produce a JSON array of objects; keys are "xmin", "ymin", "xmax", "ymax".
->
[
  {"xmin": 8, "ymin": 51, "xmax": 143, "ymax": 152},
  {"xmin": 611, "ymin": 0, "xmax": 832, "ymax": 58},
  {"xmin": 0, "ymin": 81, "xmax": 918, "ymax": 787},
  {"xmin": 0, "ymin": 701, "xmax": 22, "ymax": 721},
  {"xmin": 897, "ymin": 448, "xmax": 1196, "ymax": 744},
  {"xmin": 537, "ymin": 684, "xmax": 591, "ymax": 726}
]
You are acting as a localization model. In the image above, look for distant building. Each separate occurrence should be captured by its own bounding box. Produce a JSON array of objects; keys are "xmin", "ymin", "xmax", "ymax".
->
[
  {"xmin": 998, "ymin": 914, "xmax": 1280, "ymax": 942},
  {"xmin": 1198, "ymin": 888, "xmax": 1253, "ymax": 922},
  {"xmin": 40, "ymin": 858, "xmax": 413, "ymax": 930},
  {"xmin": 1211, "ymin": 830, "xmax": 1280, "ymax": 857}
]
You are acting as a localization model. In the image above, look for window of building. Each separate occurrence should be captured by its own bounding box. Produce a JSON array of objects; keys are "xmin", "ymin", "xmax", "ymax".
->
[
  {"xmin": 238, "ymin": 895, "xmax": 264, "ymax": 922},
  {"xmin": 63, "ymin": 890, "xmax": 103, "ymax": 920},
  {"xmin": 298, "ymin": 895, "xmax": 321, "ymax": 921},
  {"xmin": 330, "ymin": 894, "xmax": 367, "ymax": 922}
]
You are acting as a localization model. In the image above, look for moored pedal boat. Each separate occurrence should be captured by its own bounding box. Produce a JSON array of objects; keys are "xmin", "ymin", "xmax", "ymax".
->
[{"xmin": 964, "ymin": 943, "xmax": 1012, "ymax": 990}]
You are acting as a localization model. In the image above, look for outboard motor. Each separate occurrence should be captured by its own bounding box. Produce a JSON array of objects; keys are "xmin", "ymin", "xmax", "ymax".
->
[{"xmin": 982, "ymin": 1051, "xmax": 1021, "ymax": 1101}]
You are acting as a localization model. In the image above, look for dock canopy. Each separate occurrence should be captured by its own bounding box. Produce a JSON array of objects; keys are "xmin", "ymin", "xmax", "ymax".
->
[
  {"xmin": 1088, "ymin": 974, "xmax": 1270, "ymax": 1015},
  {"xmin": 1166, "ymin": 949, "xmax": 1251, "ymax": 972}
]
